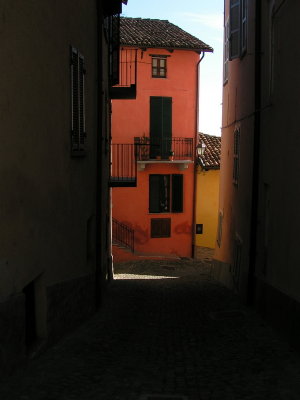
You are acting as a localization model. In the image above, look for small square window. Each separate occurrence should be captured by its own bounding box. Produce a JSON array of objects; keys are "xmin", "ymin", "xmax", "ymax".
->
[
  {"xmin": 151, "ymin": 218, "xmax": 171, "ymax": 238},
  {"xmin": 152, "ymin": 57, "xmax": 167, "ymax": 78}
]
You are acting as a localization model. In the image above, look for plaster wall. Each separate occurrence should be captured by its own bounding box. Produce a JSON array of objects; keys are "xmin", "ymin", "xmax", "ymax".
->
[
  {"xmin": 112, "ymin": 162, "xmax": 194, "ymax": 258},
  {"xmin": 112, "ymin": 47, "xmax": 199, "ymax": 259},
  {"xmin": 112, "ymin": 48, "xmax": 199, "ymax": 142},
  {"xmin": 0, "ymin": 1, "xmax": 114, "ymax": 370},
  {"xmin": 213, "ymin": 0, "xmax": 256, "ymax": 297},
  {"xmin": 195, "ymin": 168, "xmax": 219, "ymax": 249}
]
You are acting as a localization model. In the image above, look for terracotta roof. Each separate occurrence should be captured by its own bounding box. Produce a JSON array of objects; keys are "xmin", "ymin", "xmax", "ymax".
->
[
  {"xmin": 120, "ymin": 17, "xmax": 213, "ymax": 52},
  {"xmin": 197, "ymin": 133, "xmax": 221, "ymax": 170}
]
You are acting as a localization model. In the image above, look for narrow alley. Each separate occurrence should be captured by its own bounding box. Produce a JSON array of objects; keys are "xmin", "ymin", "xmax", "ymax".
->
[{"xmin": 1, "ymin": 259, "xmax": 300, "ymax": 400}]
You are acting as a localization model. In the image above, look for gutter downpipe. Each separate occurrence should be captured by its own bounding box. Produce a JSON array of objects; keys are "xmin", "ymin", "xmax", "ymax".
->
[
  {"xmin": 247, "ymin": 0, "xmax": 262, "ymax": 305},
  {"xmin": 192, "ymin": 52, "xmax": 205, "ymax": 258}
]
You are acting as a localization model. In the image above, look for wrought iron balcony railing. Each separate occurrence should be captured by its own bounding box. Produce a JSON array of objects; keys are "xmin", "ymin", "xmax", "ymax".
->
[
  {"xmin": 134, "ymin": 137, "xmax": 194, "ymax": 161},
  {"xmin": 110, "ymin": 143, "xmax": 137, "ymax": 187},
  {"xmin": 112, "ymin": 218, "xmax": 134, "ymax": 253},
  {"xmin": 110, "ymin": 48, "xmax": 137, "ymax": 99}
]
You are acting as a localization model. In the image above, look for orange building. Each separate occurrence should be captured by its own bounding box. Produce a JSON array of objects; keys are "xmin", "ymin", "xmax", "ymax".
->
[{"xmin": 111, "ymin": 17, "xmax": 212, "ymax": 261}]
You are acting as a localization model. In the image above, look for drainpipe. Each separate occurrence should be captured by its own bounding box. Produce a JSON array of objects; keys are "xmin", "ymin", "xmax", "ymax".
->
[
  {"xmin": 192, "ymin": 52, "xmax": 205, "ymax": 258},
  {"xmin": 247, "ymin": 0, "xmax": 262, "ymax": 305}
]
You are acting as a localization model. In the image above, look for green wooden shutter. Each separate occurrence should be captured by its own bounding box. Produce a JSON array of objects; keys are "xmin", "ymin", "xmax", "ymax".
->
[
  {"xmin": 230, "ymin": 0, "xmax": 240, "ymax": 59},
  {"xmin": 172, "ymin": 174, "xmax": 183, "ymax": 213},
  {"xmin": 150, "ymin": 97, "xmax": 172, "ymax": 158}
]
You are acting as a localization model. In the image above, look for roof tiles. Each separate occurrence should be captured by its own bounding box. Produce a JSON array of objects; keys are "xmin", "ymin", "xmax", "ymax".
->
[
  {"xmin": 198, "ymin": 133, "xmax": 221, "ymax": 170},
  {"xmin": 120, "ymin": 17, "xmax": 213, "ymax": 52}
]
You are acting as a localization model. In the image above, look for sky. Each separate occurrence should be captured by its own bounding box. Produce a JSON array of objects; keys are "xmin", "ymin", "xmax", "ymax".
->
[{"xmin": 121, "ymin": 0, "xmax": 224, "ymax": 137}]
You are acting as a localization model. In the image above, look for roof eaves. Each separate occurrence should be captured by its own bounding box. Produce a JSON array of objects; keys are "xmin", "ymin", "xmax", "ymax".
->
[{"xmin": 120, "ymin": 43, "xmax": 213, "ymax": 53}]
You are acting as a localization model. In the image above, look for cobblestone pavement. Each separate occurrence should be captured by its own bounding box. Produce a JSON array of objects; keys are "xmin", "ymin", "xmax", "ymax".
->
[{"xmin": 1, "ymin": 259, "xmax": 300, "ymax": 399}]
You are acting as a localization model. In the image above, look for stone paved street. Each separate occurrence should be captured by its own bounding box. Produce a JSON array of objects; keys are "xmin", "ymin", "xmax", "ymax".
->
[{"xmin": 1, "ymin": 259, "xmax": 300, "ymax": 399}]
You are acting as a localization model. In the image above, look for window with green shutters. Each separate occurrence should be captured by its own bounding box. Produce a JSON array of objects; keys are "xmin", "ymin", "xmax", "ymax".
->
[
  {"xmin": 224, "ymin": 17, "xmax": 229, "ymax": 82},
  {"xmin": 150, "ymin": 96, "xmax": 172, "ymax": 158},
  {"xmin": 149, "ymin": 174, "xmax": 183, "ymax": 213},
  {"xmin": 71, "ymin": 47, "xmax": 86, "ymax": 157},
  {"xmin": 229, "ymin": 0, "xmax": 247, "ymax": 60}
]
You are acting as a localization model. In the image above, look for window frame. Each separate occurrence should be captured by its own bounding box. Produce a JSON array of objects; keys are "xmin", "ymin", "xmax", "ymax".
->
[
  {"xmin": 151, "ymin": 56, "xmax": 167, "ymax": 78},
  {"xmin": 240, "ymin": 0, "xmax": 248, "ymax": 55},
  {"xmin": 224, "ymin": 17, "xmax": 230, "ymax": 83},
  {"xmin": 229, "ymin": 0, "xmax": 248, "ymax": 60}
]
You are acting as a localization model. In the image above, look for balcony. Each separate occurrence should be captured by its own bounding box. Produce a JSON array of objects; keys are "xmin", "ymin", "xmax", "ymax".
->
[
  {"xmin": 134, "ymin": 137, "xmax": 194, "ymax": 170},
  {"xmin": 110, "ymin": 143, "xmax": 137, "ymax": 187},
  {"xmin": 110, "ymin": 48, "xmax": 137, "ymax": 99}
]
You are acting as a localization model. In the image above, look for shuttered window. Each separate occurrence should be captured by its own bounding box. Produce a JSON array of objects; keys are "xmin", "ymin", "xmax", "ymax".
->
[
  {"xmin": 241, "ymin": 0, "xmax": 247, "ymax": 54},
  {"xmin": 151, "ymin": 218, "xmax": 171, "ymax": 238},
  {"xmin": 229, "ymin": 0, "xmax": 247, "ymax": 60},
  {"xmin": 150, "ymin": 96, "xmax": 172, "ymax": 159},
  {"xmin": 224, "ymin": 17, "xmax": 229, "ymax": 82},
  {"xmin": 149, "ymin": 174, "xmax": 183, "ymax": 213},
  {"xmin": 71, "ymin": 47, "xmax": 86, "ymax": 157},
  {"xmin": 110, "ymin": 14, "xmax": 120, "ymax": 85},
  {"xmin": 230, "ymin": 0, "xmax": 240, "ymax": 59}
]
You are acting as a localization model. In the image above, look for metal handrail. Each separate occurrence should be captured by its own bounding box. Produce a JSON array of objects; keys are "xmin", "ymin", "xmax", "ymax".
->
[
  {"xmin": 112, "ymin": 218, "xmax": 134, "ymax": 252},
  {"xmin": 134, "ymin": 137, "xmax": 194, "ymax": 161}
]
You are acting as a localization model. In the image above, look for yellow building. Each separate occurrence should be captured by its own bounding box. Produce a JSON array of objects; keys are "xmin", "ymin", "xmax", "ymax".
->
[{"xmin": 195, "ymin": 133, "xmax": 221, "ymax": 259}]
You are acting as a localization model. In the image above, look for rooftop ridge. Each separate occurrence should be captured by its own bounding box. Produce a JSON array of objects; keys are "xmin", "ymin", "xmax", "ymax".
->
[{"xmin": 120, "ymin": 16, "xmax": 213, "ymax": 52}]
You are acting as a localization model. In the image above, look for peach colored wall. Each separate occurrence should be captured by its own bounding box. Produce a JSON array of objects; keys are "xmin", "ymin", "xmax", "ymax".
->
[
  {"xmin": 112, "ymin": 47, "xmax": 199, "ymax": 260},
  {"xmin": 112, "ymin": 48, "xmax": 199, "ymax": 143},
  {"xmin": 112, "ymin": 163, "xmax": 194, "ymax": 258},
  {"xmin": 213, "ymin": 0, "xmax": 256, "ymax": 296}
]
